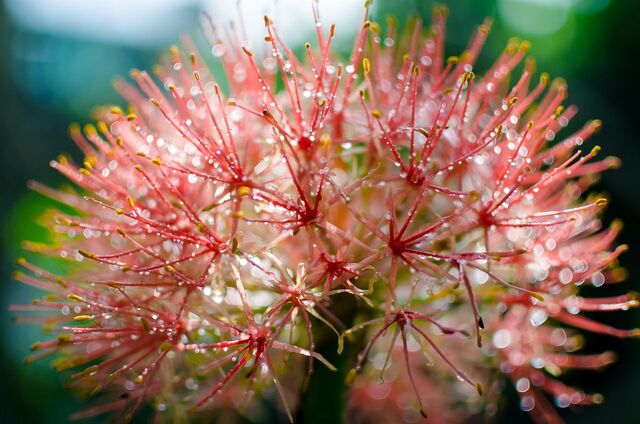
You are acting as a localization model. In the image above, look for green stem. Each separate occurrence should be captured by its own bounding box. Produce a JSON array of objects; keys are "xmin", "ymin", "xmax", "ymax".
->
[{"xmin": 295, "ymin": 294, "xmax": 369, "ymax": 424}]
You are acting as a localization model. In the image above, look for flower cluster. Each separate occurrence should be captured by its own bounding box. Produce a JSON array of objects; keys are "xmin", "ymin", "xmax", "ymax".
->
[{"xmin": 13, "ymin": 3, "xmax": 636, "ymax": 423}]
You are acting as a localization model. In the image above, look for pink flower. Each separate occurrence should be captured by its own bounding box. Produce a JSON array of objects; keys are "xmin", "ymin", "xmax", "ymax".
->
[{"xmin": 12, "ymin": 3, "xmax": 636, "ymax": 423}]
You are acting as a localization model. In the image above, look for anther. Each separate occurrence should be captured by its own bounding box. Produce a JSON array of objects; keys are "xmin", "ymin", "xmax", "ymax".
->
[
  {"xmin": 589, "ymin": 119, "xmax": 603, "ymax": 133},
  {"xmin": 237, "ymin": 186, "xmax": 251, "ymax": 197},
  {"xmin": 78, "ymin": 250, "xmax": 96, "ymax": 259},
  {"xmin": 363, "ymin": 58, "xmax": 370, "ymax": 74},
  {"xmin": 540, "ymin": 72, "xmax": 550, "ymax": 86},
  {"xmin": 57, "ymin": 334, "xmax": 73, "ymax": 343},
  {"xmin": 595, "ymin": 198, "xmax": 608, "ymax": 207},
  {"xmin": 67, "ymin": 294, "xmax": 84, "ymax": 302},
  {"xmin": 73, "ymin": 315, "xmax": 93, "ymax": 322}
]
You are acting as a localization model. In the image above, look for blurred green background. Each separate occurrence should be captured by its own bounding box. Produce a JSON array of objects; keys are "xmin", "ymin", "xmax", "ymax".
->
[{"xmin": 1, "ymin": 0, "xmax": 638, "ymax": 422}]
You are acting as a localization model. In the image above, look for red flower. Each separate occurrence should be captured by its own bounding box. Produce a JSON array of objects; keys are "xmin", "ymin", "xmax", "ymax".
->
[{"xmin": 13, "ymin": 3, "xmax": 636, "ymax": 423}]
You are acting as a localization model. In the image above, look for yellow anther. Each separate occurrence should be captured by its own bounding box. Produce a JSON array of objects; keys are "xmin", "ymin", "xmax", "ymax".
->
[
  {"xmin": 140, "ymin": 317, "xmax": 150, "ymax": 332},
  {"xmin": 531, "ymin": 292, "xmax": 545, "ymax": 302},
  {"xmin": 553, "ymin": 105, "xmax": 565, "ymax": 119},
  {"xmin": 540, "ymin": 72, "xmax": 550, "ymax": 86},
  {"xmin": 73, "ymin": 315, "xmax": 93, "ymax": 322},
  {"xmin": 83, "ymin": 124, "xmax": 97, "ymax": 137},
  {"xmin": 57, "ymin": 154, "xmax": 69, "ymax": 165},
  {"xmin": 346, "ymin": 368, "xmax": 358, "ymax": 385},
  {"xmin": 97, "ymin": 121, "xmax": 108, "ymax": 134},
  {"xmin": 362, "ymin": 58, "xmax": 370, "ymax": 74},
  {"xmin": 57, "ymin": 334, "xmax": 73, "ymax": 343},
  {"xmin": 68, "ymin": 122, "xmax": 81, "ymax": 135},
  {"xmin": 237, "ymin": 186, "xmax": 251, "ymax": 197},
  {"xmin": 78, "ymin": 250, "xmax": 96, "ymax": 259},
  {"xmin": 589, "ymin": 119, "xmax": 603, "ymax": 133},
  {"xmin": 606, "ymin": 156, "xmax": 622, "ymax": 169},
  {"xmin": 67, "ymin": 294, "xmax": 84, "ymax": 302}
]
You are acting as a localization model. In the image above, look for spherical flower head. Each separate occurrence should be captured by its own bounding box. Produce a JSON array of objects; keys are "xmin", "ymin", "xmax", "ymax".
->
[{"xmin": 12, "ymin": 3, "xmax": 636, "ymax": 423}]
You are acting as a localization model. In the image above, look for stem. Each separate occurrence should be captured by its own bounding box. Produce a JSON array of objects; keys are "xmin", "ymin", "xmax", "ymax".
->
[{"xmin": 295, "ymin": 293, "xmax": 367, "ymax": 423}]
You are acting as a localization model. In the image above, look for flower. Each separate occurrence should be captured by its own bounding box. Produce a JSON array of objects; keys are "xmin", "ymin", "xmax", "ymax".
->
[{"xmin": 12, "ymin": 2, "xmax": 636, "ymax": 423}]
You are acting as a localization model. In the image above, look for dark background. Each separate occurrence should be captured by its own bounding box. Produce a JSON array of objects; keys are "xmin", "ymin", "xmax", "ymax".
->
[{"xmin": 1, "ymin": 0, "xmax": 638, "ymax": 422}]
